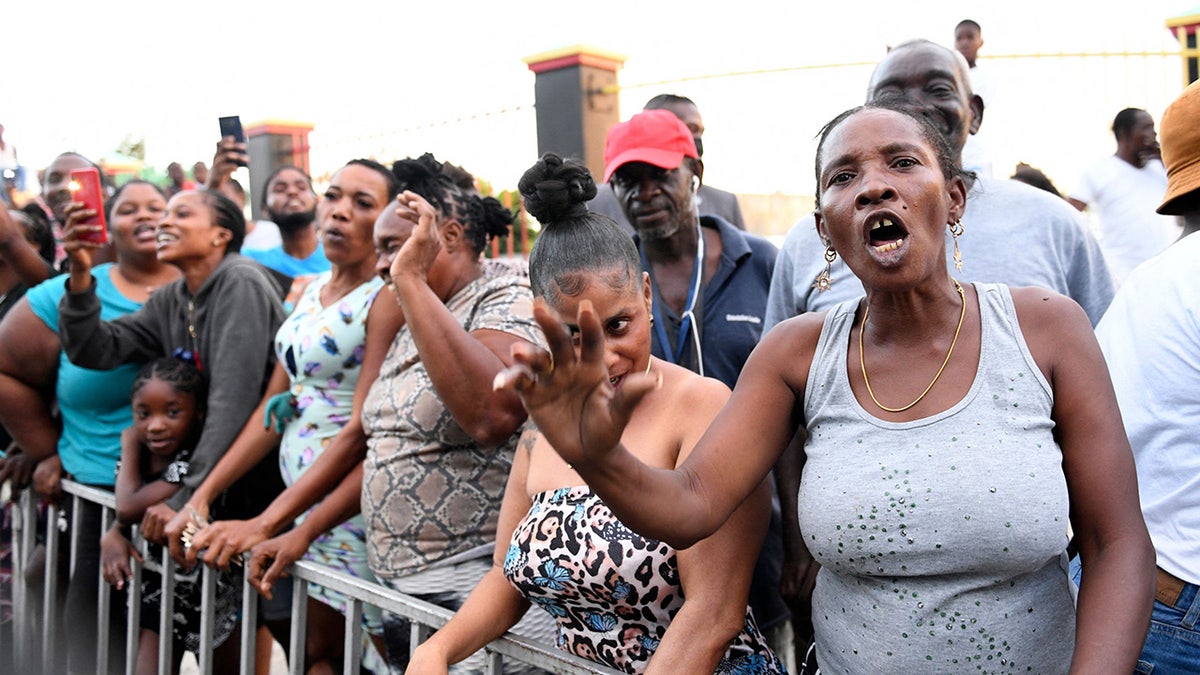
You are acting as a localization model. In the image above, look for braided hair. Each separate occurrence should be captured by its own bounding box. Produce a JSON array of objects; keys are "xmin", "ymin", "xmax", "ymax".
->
[
  {"xmin": 131, "ymin": 356, "xmax": 208, "ymax": 418},
  {"xmin": 196, "ymin": 189, "xmax": 246, "ymax": 254},
  {"xmin": 391, "ymin": 153, "xmax": 513, "ymax": 255}
]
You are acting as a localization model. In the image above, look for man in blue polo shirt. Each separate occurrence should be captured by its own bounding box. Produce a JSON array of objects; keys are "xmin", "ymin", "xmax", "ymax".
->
[
  {"xmin": 602, "ymin": 109, "xmax": 790, "ymax": 663},
  {"xmin": 603, "ymin": 109, "xmax": 776, "ymax": 385}
]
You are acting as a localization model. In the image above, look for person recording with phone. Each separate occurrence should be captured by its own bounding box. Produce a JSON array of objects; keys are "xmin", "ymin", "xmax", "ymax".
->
[
  {"xmin": 57, "ymin": 182, "xmax": 286, "ymax": 528},
  {"xmin": 207, "ymin": 118, "xmax": 328, "ymax": 280},
  {"xmin": 0, "ymin": 178, "xmax": 181, "ymax": 673},
  {"xmin": 37, "ymin": 152, "xmax": 118, "ymax": 270}
]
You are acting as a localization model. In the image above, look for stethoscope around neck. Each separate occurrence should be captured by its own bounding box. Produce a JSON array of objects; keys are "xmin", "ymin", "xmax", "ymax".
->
[{"xmin": 644, "ymin": 219, "xmax": 705, "ymax": 377}]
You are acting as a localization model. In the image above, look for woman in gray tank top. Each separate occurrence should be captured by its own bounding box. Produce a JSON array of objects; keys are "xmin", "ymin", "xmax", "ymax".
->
[{"xmin": 494, "ymin": 101, "xmax": 1154, "ymax": 674}]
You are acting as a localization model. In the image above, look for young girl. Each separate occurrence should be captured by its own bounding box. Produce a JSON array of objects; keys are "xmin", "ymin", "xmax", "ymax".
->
[{"xmin": 100, "ymin": 356, "xmax": 241, "ymax": 674}]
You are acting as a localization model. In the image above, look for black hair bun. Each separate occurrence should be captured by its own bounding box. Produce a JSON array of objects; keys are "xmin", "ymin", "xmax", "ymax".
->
[
  {"xmin": 391, "ymin": 153, "xmax": 444, "ymax": 191},
  {"xmin": 518, "ymin": 153, "xmax": 596, "ymax": 225},
  {"xmin": 477, "ymin": 196, "xmax": 515, "ymax": 239}
]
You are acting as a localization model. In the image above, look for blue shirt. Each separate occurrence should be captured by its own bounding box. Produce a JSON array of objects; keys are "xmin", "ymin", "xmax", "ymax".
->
[
  {"xmin": 26, "ymin": 263, "xmax": 142, "ymax": 485},
  {"xmin": 243, "ymin": 242, "xmax": 331, "ymax": 277},
  {"xmin": 638, "ymin": 215, "xmax": 777, "ymax": 390}
]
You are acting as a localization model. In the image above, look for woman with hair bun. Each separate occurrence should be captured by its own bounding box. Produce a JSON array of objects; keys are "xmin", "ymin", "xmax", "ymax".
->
[
  {"xmin": 406, "ymin": 153, "xmax": 784, "ymax": 674},
  {"xmin": 496, "ymin": 105, "xmax": 1154, "ymax": 674}
]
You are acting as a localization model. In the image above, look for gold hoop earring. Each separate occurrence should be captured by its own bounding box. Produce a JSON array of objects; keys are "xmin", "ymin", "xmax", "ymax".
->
[
  {"xmin": 950, "ymin": 220, "xmax": 965, "ymax": 271},
  {"xmin": 813, "ymin": 243, "xmax": 837, "ymax": 292}
]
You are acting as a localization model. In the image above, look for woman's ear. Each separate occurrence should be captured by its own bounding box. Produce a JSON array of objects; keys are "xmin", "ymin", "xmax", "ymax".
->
[
  {"xmin": 813, "ymin": 209, "xmax": 831, "ymax": 244},
  {"xmin": 440, "ymin": 218, "xmax": 464, "ymax": 252},
  {"xmin": 642, "ymin": 270, "xmax": 653, "ymax": 313},
  {"xmin": 212, "ymin": 228, "xmax": 232, "ymax": 248},
  {"xmin": 946, "ymin": 176, "xmax": 968, "ymax": 223}
]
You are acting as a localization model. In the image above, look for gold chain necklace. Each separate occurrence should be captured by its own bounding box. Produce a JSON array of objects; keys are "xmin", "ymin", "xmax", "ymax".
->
[{"xmin": 859, "ymin": 278, "xmax": 965, "ymax": 413}]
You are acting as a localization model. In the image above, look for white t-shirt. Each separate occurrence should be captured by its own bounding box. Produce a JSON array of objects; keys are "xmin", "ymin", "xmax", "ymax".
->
[
  {"xmin": 242, "ymin": 219, "xmax": 282, "ymax": 251},
  {"xmin": 962, "ymin": 64, "xmax": 995, "ymax": 179},
  {"xmin": 1095, "ymin": 232, "xmax": 1200, "ymax": 583},
  {"xmin": 1069, "ymin": 156, "xmax": 1179, "ymax": 285}
]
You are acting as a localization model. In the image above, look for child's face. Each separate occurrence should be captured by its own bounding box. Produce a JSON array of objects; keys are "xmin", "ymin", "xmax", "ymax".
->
[{"xmin": 133, "ymin": 378, "xmax": 198, "ymax": 458}]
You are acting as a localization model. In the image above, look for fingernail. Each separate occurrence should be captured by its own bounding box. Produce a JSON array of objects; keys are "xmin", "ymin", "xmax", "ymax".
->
[{"xmin": 492, "ymin": 372, "xmax": 506, "ymax": 391}]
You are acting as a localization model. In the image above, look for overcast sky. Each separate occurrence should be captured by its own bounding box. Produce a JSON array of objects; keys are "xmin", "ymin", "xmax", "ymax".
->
[{"xmin": 6, "ymin": 0, "xmax": 1194, "ymax": 208}]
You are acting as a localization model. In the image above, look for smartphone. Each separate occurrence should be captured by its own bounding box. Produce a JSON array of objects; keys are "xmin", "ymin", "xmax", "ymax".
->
[
  {"xmin": 219, "ymin": 115, "xmax": 246, "ymax": 143},
  {"xmin": 218, "ymin": 116, "xmax": 249, "ymax": 167},
  {"xmin": 68, "ymin": 167, "xmax": 108, "ymax": 244}
]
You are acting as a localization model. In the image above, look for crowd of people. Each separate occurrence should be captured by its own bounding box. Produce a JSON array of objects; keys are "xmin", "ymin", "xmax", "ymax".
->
[{"xmin": 0, "ymin": 20, "xmax": 1198, "ymax": 675}]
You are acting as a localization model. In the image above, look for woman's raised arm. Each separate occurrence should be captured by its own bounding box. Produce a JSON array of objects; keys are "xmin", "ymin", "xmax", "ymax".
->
[{"xmin": 389, "ymin": 192, "xmax": 530, "ymax": 446}]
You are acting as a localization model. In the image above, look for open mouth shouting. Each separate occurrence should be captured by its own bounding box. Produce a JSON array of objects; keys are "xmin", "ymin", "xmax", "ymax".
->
[{"xmin": 866, "ymin": 214, "xmax": 910, "ymax": 264}]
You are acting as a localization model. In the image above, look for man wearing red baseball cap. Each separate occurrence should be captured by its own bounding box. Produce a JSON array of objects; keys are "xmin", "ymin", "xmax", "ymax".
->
[
  {"xmin": 602, "ymin": 107, "xmax": 776, "ymax": 387},
  {"xmin": 602, "ymin": 108, "xmax": 790, "ymax": 665},
  {"xmin": 590, "ymin": 95, "xmax": 746, "ymax": 232}
]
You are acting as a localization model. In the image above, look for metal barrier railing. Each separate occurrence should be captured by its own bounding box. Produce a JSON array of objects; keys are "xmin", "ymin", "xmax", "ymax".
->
[{"xmin": 3, "ymin": 479, "xmax": 623, "ymax": 675}]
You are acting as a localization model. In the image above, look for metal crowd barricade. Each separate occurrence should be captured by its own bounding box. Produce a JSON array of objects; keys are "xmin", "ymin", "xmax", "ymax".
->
[{"xmin": 4, "ymin": 479, "xmax": 623, "ymax": 675}]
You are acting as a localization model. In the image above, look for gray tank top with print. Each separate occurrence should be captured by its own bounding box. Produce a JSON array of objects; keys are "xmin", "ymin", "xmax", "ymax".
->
[{"xmin": 798, "ymin": 282, "xmax": 1075, "ymax": 674}]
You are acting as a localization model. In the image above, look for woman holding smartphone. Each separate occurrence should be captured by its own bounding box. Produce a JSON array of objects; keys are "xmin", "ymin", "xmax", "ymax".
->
[
  {"xmin": 0, "ymin": 177, "xmax": 181, "ymax": 673},
  {"xmin": 56, "ymin": 188, "xmax": 285, "ymax": 571}
]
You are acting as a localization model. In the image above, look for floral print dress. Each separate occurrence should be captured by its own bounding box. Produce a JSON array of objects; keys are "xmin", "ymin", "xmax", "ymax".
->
[
  {"xmin": 275, "ymin": 272, "xmax": 383, "ymax": 632},
  {"xmin": 504, "ymin": 486, "xmax": 786, "ymax": 674}
]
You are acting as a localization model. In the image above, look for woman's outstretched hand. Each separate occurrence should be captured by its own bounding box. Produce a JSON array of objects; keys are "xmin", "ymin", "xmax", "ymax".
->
[{"xmin": 493, "ymin": 299, "xmax": 659, "ymax": 470}]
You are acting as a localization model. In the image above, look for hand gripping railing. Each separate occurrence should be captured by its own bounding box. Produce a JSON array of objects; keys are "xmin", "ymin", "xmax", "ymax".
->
[{"xmin": 3, "ymin": 479, "xmax": 625, "ymax": 675}]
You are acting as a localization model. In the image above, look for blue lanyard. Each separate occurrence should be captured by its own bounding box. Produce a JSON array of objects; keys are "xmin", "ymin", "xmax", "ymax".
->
[{"xmin": 646, "ymin": 221, "xmax": 705, "ymax": 372}]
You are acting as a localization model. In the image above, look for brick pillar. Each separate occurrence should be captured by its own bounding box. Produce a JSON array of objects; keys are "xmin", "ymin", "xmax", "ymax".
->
[
  {"xmin": 245, "ymin": 120, "xmax": 314, "ymax": 221},
  {"xmin": 524, "ymin": 46, "xmax": 625, "ymax": 183}
]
